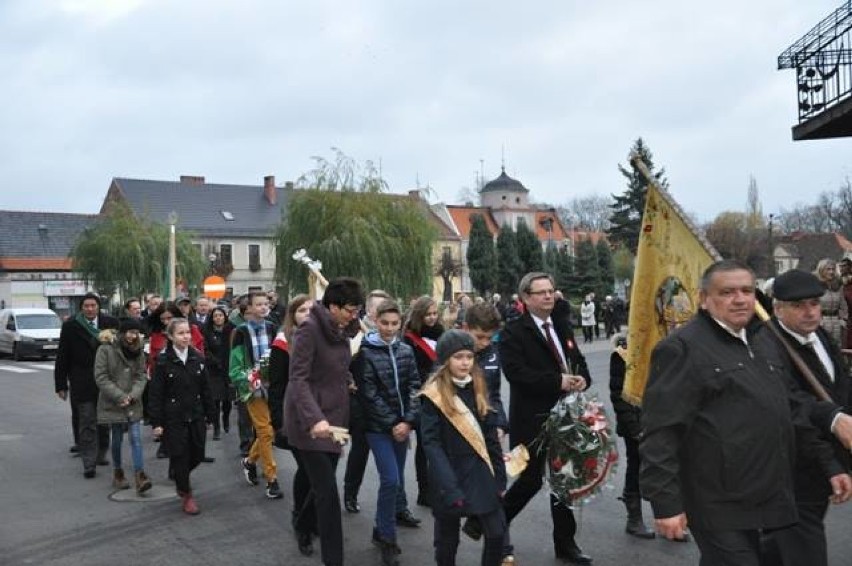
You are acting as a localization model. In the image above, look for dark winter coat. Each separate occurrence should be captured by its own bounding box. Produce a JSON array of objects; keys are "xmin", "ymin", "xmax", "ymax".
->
[
  {"xmin": 54, "ymin": 315, "xmax": 119, "ymax": 403},
  {"xmin": 268, "ymin": 336, "xmax": 289, "ymax": 433},
  {"xmin": 283, "ymin": 302, "xmax": 352, "ymax": 454},
  {"xmin": 499, "ymin": 311, "xmax": 591, "ymax": 448},
  {"xmin": 475, "ymin": 344, "xmax": 508, "ymax": 431},
  {"xmin": 403, "ymin": 327, "xmax": 442, "ymax": 385},
  {"xmin": 769, "ymin": 319, "xmax": 851, "ymax": 503},
  {"xmin": 609, "ymin": 349, "xmax": 642, "ymax": 440},
  {"xmin": 148, "ymin": 345, "xmax": 215, "ymax": 429},
  {"xmin": 202, "ymin": 323, "xmax": 235, "ymax": 401},
  {"xmin": 640, "ymin": 310, "xmax": 798, "ymax": 531},
  {"xmin": 420, "ymin": 384, "xmax": 506, "ymax": 516},
  {"xmin": 356, "ymin": 332, "xmax": 421, "ymax": 434}
]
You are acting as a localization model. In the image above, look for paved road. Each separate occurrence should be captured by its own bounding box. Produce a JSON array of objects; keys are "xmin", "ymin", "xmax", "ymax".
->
[{"xmin": 0, "ymin": 340, "xmax": 850, "ymax": 565}]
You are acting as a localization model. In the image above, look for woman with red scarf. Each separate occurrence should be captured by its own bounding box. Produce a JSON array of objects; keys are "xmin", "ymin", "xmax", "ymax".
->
[{"xmin": 403, "ymin": 295, "xmax": 445, "ymax": 508}]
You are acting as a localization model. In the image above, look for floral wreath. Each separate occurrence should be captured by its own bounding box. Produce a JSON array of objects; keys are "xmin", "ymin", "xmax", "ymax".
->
[{"xmin": 531, "ymin": 391, "xmax": 618, "ymax": 506}]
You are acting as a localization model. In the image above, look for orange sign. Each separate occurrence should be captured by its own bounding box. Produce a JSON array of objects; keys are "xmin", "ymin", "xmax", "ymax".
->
[{"xmin": 203, "ymin": 275, "xmax": 227, "ymax": 299}]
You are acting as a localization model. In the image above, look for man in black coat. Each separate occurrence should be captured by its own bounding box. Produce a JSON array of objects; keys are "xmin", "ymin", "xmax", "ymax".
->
[
  {"xmin": 761, "ymin": 269, "xmax": 852, "ymax": 566},
  {"xmin": 500, "ymin": 272, "xmax": 593, "ymax": 564},
  {"xmin": 640, "ymin": 260, "xmax": 799, "ymax": 566},
  {"xmin": 54, "ymin": 293, "xmax": 119, "ymax": 478}
]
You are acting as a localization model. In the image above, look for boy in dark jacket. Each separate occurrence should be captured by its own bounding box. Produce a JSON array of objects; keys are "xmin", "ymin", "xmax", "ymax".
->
[{"xmin": 357, "ymin": 299, "xmax": 421, "ymax": 565}]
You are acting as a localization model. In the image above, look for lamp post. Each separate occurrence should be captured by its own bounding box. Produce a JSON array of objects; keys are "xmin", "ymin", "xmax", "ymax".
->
[
  {"xmin": 767, "ymin": 213, "xmax": 776, "ymax": 277},
  {"xmin": 167, "ymin": 211, "xmax": 178, "ymax": 300}
]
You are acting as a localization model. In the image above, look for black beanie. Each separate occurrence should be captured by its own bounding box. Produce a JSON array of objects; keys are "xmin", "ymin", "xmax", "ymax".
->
[
  {"xmin": 436, "ymin": 329, "xmax": 475, "ymax": 365},
  {"xmin": 119, "ymin": 318, "xmax": 142, "ymax": 334}
]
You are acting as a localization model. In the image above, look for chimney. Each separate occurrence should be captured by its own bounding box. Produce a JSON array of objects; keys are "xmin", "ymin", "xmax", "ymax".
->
[
  {"xmin": 180, "ymin": 175, "xmax": 205, "ymax": 185},
  {"xmin": 264, "ymin": 175, "xmax": 276, "ymax": 205},
  {"xmin": 408, "ymin": 189, "xmax": 421, "ymax": 201}
]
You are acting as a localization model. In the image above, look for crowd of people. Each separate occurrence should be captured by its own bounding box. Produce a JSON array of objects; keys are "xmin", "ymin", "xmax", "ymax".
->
[{"xmin": 51, "ymin": 259, "xmax": 852, "ymax": 566}]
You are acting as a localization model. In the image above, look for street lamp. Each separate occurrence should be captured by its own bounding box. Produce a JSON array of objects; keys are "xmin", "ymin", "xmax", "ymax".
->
[
  {"xmin": 167, "ymin": 211, "xmax": 178, "ymax": 300},
  {"xmin": 767, "ymin": 213, "xmax": 776, "ymax": 277}
]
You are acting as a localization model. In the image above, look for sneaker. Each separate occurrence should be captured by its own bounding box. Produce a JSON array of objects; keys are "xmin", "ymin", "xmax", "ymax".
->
[
  {"xmin": 266, "ymin": 479, "xmax": 283, "ymax": 499},
  {"xmin": 242, "ymin": 458, "xmax": 258, "ymax": 486},
  {"xmin": 461, "ymin": 517, "xmax": 482, "ymax": 541},
  {"xmin": 344, "ymin": 493, "xmax": 360, "ymax": 513},
  {"xmin": 395, "ymin": 509, "xmax": 421, "ymax": 528}
]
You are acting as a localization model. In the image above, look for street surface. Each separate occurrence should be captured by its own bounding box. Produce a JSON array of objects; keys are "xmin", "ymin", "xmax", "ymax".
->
[{"xmin": 1, "ymin": 339, "xmax": 850, "ymax": 565}]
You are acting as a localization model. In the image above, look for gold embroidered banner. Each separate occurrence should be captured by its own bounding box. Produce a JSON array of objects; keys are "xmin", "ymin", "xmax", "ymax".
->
[{"xmin": 622, "ymin": 183, "xmax": 717, "ymax": 405}]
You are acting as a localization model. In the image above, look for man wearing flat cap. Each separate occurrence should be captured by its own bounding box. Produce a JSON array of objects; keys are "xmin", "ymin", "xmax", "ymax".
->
[{"xmin": 762, "ymin": 269, "xmax": 852, "ymax": 566}]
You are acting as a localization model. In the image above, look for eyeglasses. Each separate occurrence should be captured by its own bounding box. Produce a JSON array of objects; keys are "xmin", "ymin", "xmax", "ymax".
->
[
  {"xmin": 342, "ymin": 305, "xmax": 361, "ymax": 316},
  {"xmin": 527, "ymin": 289, "xmax": 556, "ymax": 297}
]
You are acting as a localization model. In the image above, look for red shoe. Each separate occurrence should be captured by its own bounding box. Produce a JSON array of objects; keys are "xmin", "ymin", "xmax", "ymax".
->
[{"xmin": 181, "ymin": 493, "xmax": 200, "ymax": 515}]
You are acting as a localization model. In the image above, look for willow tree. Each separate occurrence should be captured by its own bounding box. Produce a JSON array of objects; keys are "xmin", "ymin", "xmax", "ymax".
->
[
  {"xmin": 70, "ymin": 202, "xmax": 207, "ymax": 300},
  {"xmin": 274, "ymin": 150, "xmax": 437, "ymax": 298}
]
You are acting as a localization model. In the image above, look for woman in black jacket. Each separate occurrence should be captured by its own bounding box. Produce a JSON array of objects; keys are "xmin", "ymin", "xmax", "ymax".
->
[
  {"xmin": 267, "ymin": 295, "xmax": 316, "ymax": 556},
  {"xmin": 609, "ymin": 335, "xmax": 656, "ymax": 540},
  {"xmin": 402, "ymin": 295, "xmax": 444, "ymax": 508},
  {"xmin": 202, "ymin": 307, "xmax": 234, "ymax": 439},
  {"xmin": 149, "ymin": 318, "xmax": 215, "ymax": 515}
]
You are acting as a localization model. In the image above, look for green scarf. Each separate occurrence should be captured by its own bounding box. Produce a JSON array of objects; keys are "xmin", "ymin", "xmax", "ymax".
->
[{"xmin": 75, "ymin": 312, "xmax": 101, "ymax": 339}]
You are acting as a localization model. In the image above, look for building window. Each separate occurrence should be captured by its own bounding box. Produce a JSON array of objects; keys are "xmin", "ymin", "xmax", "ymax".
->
[
  {"xmin": 248, "ymin": 286, "xmax": 263, "ymax": 292},
  {"xmin": 219, "ymin": 244, "xmax": 233, "ymax": 266},
  {"xmin": 248, "ymin": 244, "xmax": 261, "ymax": 272}
]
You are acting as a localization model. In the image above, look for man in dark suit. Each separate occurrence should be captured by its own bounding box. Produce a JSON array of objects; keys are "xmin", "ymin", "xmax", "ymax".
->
[
  {"xmin": 54, "ymin": 293, "xmax": 119, "ymax": 478},
  {"xmin": 762, "ymin": 269, "xmax": 852, "ymax": 566},
  {"xmin": 500, "ymin": 272, "xmax": 593, "ymax": 564}
]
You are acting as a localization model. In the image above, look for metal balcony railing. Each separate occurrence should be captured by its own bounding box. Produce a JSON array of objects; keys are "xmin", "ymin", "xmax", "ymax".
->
[{"xmin": 778, "ymin": 1, "xmax": 852, "ymax": 123}]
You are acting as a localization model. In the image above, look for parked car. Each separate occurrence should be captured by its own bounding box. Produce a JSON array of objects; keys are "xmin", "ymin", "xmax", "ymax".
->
[{"xmin": 0, "ymin": 308, "xmax": 62, "ymax": 360}]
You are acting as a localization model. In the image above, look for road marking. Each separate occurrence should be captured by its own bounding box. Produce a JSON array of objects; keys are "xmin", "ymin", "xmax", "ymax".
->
[
  {"xmin": 0, "ymin": 366, "xmax": 37, "ymax": 373},
  {"xmin": 26, "ymin": 363, "xmax": 55, "ymax": 370}
]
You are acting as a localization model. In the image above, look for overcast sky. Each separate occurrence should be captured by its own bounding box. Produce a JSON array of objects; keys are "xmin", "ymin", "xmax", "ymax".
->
[{"xmin": 1, "ymin": 0, "xmax": 850, "ymax": 222}]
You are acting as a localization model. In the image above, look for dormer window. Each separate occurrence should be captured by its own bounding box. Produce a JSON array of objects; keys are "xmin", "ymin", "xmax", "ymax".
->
[{"xmin": 221, "ymin": 210, "xmax": 235, "ymax": 221}]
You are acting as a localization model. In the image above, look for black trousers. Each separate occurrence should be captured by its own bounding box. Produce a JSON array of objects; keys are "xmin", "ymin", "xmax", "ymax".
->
[
  {"xmin": 71, "ymin": 399, "xmax": 80, "ymax": 445},
  {"xmin": 622, "ymin": 435, "xmax": 641, "ymax": 497},
  {"xmin": 414, "ymin": 427, "xmax": 428, "ymax": 495},
  {"xmin": 761, "ymin": 500, "xmax": 829, "ymax": 566},
  {"xmin": 166, "ymin": 420, "xmax": 205, "ymax": 494},
  {"xmin": 301, "ymin": 450, "xmax": 343, "ymax": 566},
  {"xmin": 291, "ymin": 448, "xmax": 318, "ymax": 536},
  {"xmin": 582, "ymin": 326, "xmax": 594, "ymax": 343},
  {"xmin": 503, "ymin": 443, "xmax": 577, "ymax": 554},
  {"xmin": 236, "ymin": 400, "xmax": 255, "ymax": 454},
  {"xmin": 691, "ymin": 528, "xmax": 762, "ymax": 566},
  {"xmin": 343, "ymin": 420, "xmax": 370, "ymax": 498},
  {"xmin": 434, "ymin": 508, "xmax": 506, "ymax": 566},
  {"xmin": 75, "ymin": 400, "xmax": 110, "ymax": 471}
]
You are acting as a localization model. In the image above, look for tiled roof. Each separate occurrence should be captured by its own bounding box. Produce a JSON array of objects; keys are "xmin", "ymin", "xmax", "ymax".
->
[
  {"xmin": 446, "ymin": 206, "xmax": 501, "ymax": 237},
  {"xmin": 777, "ymin": 232, "xmax": 852, "ymax": 271},
  {"xmin": 534, "ymin": 210, "xmax": 569, "ymax": 240},
  {"xmin": 569, "ymin": 229, "xmax": 608, "ymax": 245},
  {"xmin": 0, "ymin": 210, "xmax": 98, "ymax": 264},
  {"xmin": 105, "ymin": 178, "xmax": 289, "ymax": 238}
]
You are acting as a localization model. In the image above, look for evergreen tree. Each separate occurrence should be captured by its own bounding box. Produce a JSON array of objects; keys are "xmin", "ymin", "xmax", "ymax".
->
[
  {"xmin": 467, "ymin": 214, "xmax": 497, "ymax": 297},
  {"xmin": 569, "ymin": 238, "xmax": 600, "ymax": 298},
  {"xmin": 608, "ymin": 138, "xmax": 669, "ymax": 254},
  {"xmin": 515, "ymin": 218, "xmax": 543, "ymax": 273},
  {"xmin": 543, "ymin": 244, "xmax": 559, "ymax": 279},
  {"xmin": 595, "ymin": 238, "xmax": 614, "ymax": 297},
  {"xmin": 496, "ymin": 223, "xmax": 522, "ymax": 297},
  {"xmin": 555, "ymin": 246, "xmax": 573, "ymax": 295}
]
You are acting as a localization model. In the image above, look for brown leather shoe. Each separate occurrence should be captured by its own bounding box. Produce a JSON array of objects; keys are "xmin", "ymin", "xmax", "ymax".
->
[
  {"xmin": 135, "ymin": 470, "xmax": 152, "ymax": 494},
  {"xmin": 112, "ymin": 469, "xmax": 130, "ymax": 490}
]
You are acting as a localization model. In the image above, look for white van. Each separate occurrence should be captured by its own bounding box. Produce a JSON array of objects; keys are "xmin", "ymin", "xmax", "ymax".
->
[{"xmin": 0, "ymin": 308, "xmax": 62, "ymax": 360}]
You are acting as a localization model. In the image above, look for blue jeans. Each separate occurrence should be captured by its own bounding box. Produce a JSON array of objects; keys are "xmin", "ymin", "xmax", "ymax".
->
[
  {"xmin": 110, "ymin": 421, "xmax": 144, "ymax": 472},
  {"xmin": 366, "ymin": 432, "xmax": 408, "ymax": 541}
]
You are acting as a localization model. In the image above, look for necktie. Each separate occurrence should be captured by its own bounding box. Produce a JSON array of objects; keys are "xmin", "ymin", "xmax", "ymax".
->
[
  {"xmin": 89, "ymin": 320, "xmax": 96, "ymax": 330},
  {"xmin": 542, "ymin": 321, "xmax": 567, "ymax": 373}
]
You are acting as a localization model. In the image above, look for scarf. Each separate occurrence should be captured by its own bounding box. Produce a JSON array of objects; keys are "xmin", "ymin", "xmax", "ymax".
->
[
  {"xmin": 75, "ymin": 312, "xmax": 100, "ymax": 339},
  {"xmin": 247, "ymin": 320, "xmax": 269, "ymax": 365},
  {"xmin": 405, "ymin": 331, "xmax": 437, "ymax": 362},
  {"xmin": 421, "ymin": 382, "xmax": 494, "ymax": 476}
]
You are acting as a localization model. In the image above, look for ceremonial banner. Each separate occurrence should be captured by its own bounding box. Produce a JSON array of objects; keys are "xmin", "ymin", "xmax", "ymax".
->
[{"xmin": 622, "ymin": 183, "xmax": 717, "ymax": 405}]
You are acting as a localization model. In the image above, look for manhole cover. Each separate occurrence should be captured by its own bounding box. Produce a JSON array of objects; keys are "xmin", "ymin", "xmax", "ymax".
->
[{"xmin": 109, "ymin": 484, "xmax": 178, "ymax": 502}]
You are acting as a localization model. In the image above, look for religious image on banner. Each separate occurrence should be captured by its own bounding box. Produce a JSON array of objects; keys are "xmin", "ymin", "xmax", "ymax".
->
[{"xmin": 622, "ymin": 182, "xmax": 716, "ymax": 405}]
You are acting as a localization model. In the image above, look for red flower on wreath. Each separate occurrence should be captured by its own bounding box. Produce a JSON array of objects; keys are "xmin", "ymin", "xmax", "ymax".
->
[
  {"xmin": 551, "ymin": 457, "xmax": 563, "ymax": 472},
  {"xmin": 583, "ymin": 457, "xmax": 597, "ymax": 475}
]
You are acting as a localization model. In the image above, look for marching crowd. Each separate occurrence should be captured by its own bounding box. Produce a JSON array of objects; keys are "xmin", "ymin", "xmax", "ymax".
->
[{"xmin": 51, "ymin": 260, "xmax": 852, "ymax": 566}]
